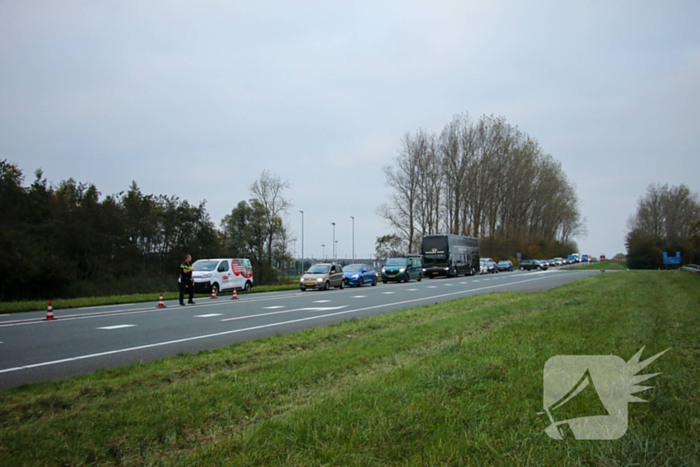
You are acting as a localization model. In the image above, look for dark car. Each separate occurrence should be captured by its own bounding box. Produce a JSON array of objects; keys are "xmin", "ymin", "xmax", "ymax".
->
[
  {"xmin": 480, "ymin": 260, "xmax": 499, "ymax": 274},
  {"xmin": 497, "ymin": 260, "xmax": 513, "ymax": 272},
  {"xmin": 343, "ymin": 263, "xmax": 378, "ymax": 287},
  {"xmin": 381, "ymin": 255, "xmax": 423, "ymax": 283},
  {"xmin": 520, "ymin": 259, "xmax": 548, "ymax": 271}
]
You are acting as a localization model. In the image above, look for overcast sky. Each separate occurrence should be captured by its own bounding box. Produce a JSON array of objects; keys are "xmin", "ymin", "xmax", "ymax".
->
[{"xmin": 2, "ymin": 1, "xmax": 699, "ymax": 261}]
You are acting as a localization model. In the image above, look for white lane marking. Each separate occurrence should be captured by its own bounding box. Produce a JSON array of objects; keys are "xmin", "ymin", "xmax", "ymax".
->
[
  {"xmin": 306, "ymin": 307, "xmax": 348, "ymax": 312},
  {"xmin": 221, "ymin": 306, "xmax": 349, "ymax": 322},
  {"xmin": 459, "ymin": 282, "xmax": 467, "ymax": 284},
  {"xmin": 382, "ymin": 292, "xmax": 395, "ymax": 295},
  {"xmin": 313, "ymin": 300, "xmax": 331, "ymax": 303},
  {"xmin": 0, "ymin": 314, "xmax": 9, "ymax": 317},
  {"xmin": 97, "ymin": 325, "xmax": 136, "ymax": 330},
  {"xmin": 483, "ymin": 278, "xmax": 490, "ymax": 281},
  {"xmin": 0, "ymin": 276, "xmax": 552, "ymax": 375},
  {"xmin": 194, "ymin": 313, "xmax": 223, "ymax": 318},
  {"xmin": 0, "ymin": 292, "xmax": 310, "ymax": 328},
  {"xmin": 473, "ymin": 280, "xmax": 480, "ymax": 282},
  {"xmin": 444, "ymin": 284, "xmax": 453, "ymax": 287},
  {"xmin": 407, "ymin": 289, "xmax": 417, "ymax": 291},
  {"xmin": 264, "ymin": 306, "xmax": 285, "ymax": 309},
  {"xmin": 80, "ymin": 303, "xmax": 135, "ymax": 310},
  {"xmin": 351, "ymin": 296, "xmax": 366, "ymax": 298},
  {"xmin": 427, "ymin": 286, "xmax": 437, "ymax": 289}
]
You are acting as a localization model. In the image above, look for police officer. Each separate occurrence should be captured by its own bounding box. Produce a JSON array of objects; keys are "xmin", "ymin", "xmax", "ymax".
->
[{"xmin": 179, "ymin": 254, "xmax": 196, "ymax": 305}]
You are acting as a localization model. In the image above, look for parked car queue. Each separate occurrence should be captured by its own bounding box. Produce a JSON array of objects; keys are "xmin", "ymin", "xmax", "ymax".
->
[{"xmin": 299, "ymin": 255, "xmax": 567, "ymax": 291}]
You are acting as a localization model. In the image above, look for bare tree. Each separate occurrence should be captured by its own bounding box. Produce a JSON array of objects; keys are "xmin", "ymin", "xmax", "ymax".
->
[{"xmin": 249, "ymin": 170, "xmax": 292, "ymax": 269}]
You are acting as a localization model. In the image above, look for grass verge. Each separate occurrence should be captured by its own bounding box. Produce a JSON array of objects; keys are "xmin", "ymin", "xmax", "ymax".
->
[
  {"xmin": 568, "ymin": 261, "xmax": 628, "ymax": 270},
  {"xmin": 0, "ymin": 284, "xmax": 299, "ymax": 314},
  {"xmin": 0, "ymin": 270, "xmax": 697, "ymax": 465}
]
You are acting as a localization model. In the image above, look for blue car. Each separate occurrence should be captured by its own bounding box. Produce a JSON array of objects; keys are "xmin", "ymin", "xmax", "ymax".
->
[{"xmin": 343, "ymin": 263, "xmax": 378, "ymax": 287}]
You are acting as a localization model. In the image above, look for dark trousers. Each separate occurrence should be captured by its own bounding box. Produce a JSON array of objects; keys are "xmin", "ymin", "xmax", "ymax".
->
[{"xmin": 179, "ymin": 281, "xmax": 194, "ymax": 303}]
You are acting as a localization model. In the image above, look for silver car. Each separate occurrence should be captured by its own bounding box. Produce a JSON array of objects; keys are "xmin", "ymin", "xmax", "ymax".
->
[{"xmin": 300, "ymin": 263, "xmax": 345, "ymax": 291}]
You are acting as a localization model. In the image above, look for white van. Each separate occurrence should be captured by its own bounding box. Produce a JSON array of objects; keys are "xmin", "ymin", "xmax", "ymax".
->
[{"xmin": 191, "ymin": 258, "xmax": 254, "ymax": 294}]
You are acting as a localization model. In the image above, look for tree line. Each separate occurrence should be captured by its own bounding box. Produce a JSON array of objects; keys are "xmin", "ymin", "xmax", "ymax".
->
[
  {"xmin": 626, "ymin": 183, "xmax": 700, "ymax": 268},
  {"xmin": 0, "ymin": 161, "xmax": 293, "ymax": 301},
  {"xmin": 377, "ymin": 113, "xmax": 585, "ymax": 260}
]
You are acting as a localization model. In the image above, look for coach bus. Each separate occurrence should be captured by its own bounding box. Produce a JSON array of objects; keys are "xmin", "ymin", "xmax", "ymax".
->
[{"xmin": 421, "ymin": 234, "xmax": 480, "ymax": 278}]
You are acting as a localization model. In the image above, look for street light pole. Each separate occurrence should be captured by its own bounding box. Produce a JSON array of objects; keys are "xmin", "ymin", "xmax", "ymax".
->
[
  {"xmin": 299, "ymin": 210, "xmax": 304, "ymax": 273},
  {"xmin": 322, "ymin": 244, "xmax": 325, "ymax": 260},
  {"xmin": 331, "ymin": 222, "xmax": 336, "ymax": 261},
  {"xmin": 350, "ymin": 216, "xmax": 354, "ymax": 261}
]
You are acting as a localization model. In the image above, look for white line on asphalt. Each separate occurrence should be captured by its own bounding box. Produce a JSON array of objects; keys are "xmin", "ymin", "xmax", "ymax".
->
[
  {"xmin": 194, "ymin": 314, "xmax": 223, "ymax": 318},
  {"xmin": 459, "ymin": 282, "xmax": 467, "ymax": 284},
  {"xmin": 444, "ymin": 284, "xmax": 453, "ymax": 286},
  {"xmin": 407, "ymin": 289, "xmax": 417, "ymax": 291},
  {"xmin": 351, "ymin": 296, "xmax": 366, "ymax": 298},
  {"xmin": 220, "ymin": 306, "xmax": 349, "ymax": 322},
  {"xmin": 473, "ymin": 280, "xmax": 480, "ymax": 282},
  {"xmin": 382, "ymin": 292, "xmax": 395, "ymax": 294},
  {"xmin": 427, "ymin": 286, "xmax": 437, "ymax": 289},
  {"xmin": 483, "ymin": 278, "xmax": 490, "ymax": 281},
  {"xmin": 0, "ymin": 276, "xmax": 551, "ymax": 375},
  {"xmin": 80, "ymin": 303, "xmax": 135, "ymax": 310},
  {"xmin": 264, "ymin": 306, "xmax": 285, "ymax": 309},
  {"xmin": 96, "ymin": 325, "xmax": 136, "ymax": 330},
  {"xmin": 0, "ymin": 291, "xmax": 310, "ymax": 328},
  {"xmin": 313, "ymin": 300, "xmax": 331, "ymax": 303}
]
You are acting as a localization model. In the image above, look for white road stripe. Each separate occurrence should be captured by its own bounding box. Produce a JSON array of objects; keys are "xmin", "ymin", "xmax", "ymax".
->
[
  {"xmin": 351, "ymin": 296, "xmax": 366, "ymax": 298},
  {"xmin": 264, "ymin": 306, "xmax": 285, "ymax": 309},
  {"xmin": 97, "ymin": 325, "xmax": 136, "ymax": 330},
  {"xmin": 194, "ymin": 314, "xmax": 223, "ymax": 318},
  {"xmin": 220, "ymin": 306, "xmax": 349, "ymax": 322},
  {"xmin": 382, "ymin": 292, "xmax": 395, "ymax": 294},
  {"xmin": 407, "ymin": 289, "xmax": 417, "ymax": 291},
  {"xmin": 444, "ymin": 284, "xmax": 453, "ymax": 287},
  {"xmin": 427, "ymin": 286, "xmax": 437, "ymax": 289},
  {"xmin": 313, "ymin": 300, "xmax": 331, "ymax": 303},
  {"xmin": 0, "ymin": 275, "xmax": 552, "ymax": 375}
]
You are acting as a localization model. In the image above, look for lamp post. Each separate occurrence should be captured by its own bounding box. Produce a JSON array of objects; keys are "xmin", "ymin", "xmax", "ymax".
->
[
  {"xmin": 350, "ymin": 216, "xmax": 354, "ymax": 261},
  {"xmin": 299, "ymin": 210, "xmax": 304, "ymax": 273},
  {"xmin": 335, "ymin": 240, "xmax": 338, "ymax": 261},
  {"xmin": 322, "ymin": 244, "xmax": 325, "ymax": 259},
  {"xmin": 331, "ymin": 222, "xmax": 336, "ymax": 261}
]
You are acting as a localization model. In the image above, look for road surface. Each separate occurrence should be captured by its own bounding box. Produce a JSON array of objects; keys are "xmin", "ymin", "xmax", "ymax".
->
[{"xmin": 0, "ymin": 269, "xmax": 599, "ymax": 390}]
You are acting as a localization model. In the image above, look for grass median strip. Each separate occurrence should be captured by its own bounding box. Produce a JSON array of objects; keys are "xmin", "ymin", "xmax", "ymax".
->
[{"xmin": 0, "ymin": 270, "xmax": 697, "ymax": 465}]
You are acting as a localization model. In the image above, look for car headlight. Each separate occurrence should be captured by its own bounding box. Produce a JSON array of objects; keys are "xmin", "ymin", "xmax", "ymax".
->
[
  {"xmin": 382, "ymin": 268, "xmax": 386, "ymax": 273},
  {"xmin": 316, "ymin": 278, "xmax": 323, "ymax": 282},
  {"xmin": 201, "ymin": 273, "xmax": 212, "ymax": 278},
  {"xmin": 399, "ymin": 268, "xmax": 405, "ymax": 273},
  {"xmin": 352, "ymin": 274, "xmax": 359, "ymax": 279},
  {"xmin": 300, "ymin": 277, "xmax": 305, "ymax": 282},
  {"xmin": 444, "ymin": 267, "xmax": 450, "ymax": 271}
]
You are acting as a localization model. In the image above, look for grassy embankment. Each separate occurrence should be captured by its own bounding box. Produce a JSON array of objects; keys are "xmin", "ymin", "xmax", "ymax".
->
[
  {"xmin": 0, "ymin": 270, "xmax": 698, "ymax": 465},
  {"xmin": 568, "ymin": 260, "xmax": 628, "ymax": 270},
  {"xmin": 0, "ymin": 284, "xmax": 299, "ymax": 315}
]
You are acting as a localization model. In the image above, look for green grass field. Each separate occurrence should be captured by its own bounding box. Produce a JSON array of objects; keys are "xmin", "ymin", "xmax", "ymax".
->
[
  {"xmin": 0, "ymin": 284, "xmax": 300, "ymax": 314},
  {"xmin": 568, "ymin": 260, "xmax": 628, "ymax": 270},
  {"xmin": 0, "ymin": 270, "xmax": 697, "ymax": 466}
]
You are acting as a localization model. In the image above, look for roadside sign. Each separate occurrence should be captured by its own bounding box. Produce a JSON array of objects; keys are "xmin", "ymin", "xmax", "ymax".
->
[
  {"xmin": 663, "ymin": 252, "xmax": 681, "ymax": 265},
  {"xmin": 517, "ymin": 253, "xmax": 522, "ymax": 261}
]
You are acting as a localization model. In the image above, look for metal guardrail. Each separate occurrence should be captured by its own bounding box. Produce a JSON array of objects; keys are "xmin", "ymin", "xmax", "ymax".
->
[{"xmin": 681, "ymin": 264, "xmax": 700, "ymax": 273}]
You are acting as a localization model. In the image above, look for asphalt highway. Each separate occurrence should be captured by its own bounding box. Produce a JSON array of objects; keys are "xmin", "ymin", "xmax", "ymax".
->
[{"xmin": 0, "ymin": 268, "xmax": 599, "ymax": 390}]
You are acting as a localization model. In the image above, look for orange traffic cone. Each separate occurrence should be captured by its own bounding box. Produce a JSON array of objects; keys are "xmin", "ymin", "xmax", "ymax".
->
[
  {"xmin": 211, "ymin": 286, "xmax": 217, "ymax": 299},
  {"xmin": 46, "ymin": 301, "xmax": 54, "ymax": 320},
  {"xmin": 231, "ymin": 288, "xmax": 238, "ymax": 300},
  {"xmin": 157, "ymin": 292, "xmax": 167, "ymax": 308}
]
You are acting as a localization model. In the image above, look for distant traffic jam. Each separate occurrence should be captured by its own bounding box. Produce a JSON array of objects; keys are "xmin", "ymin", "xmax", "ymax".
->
[{"xmin": 299, "ymin": 234, "xmax": 603, "ymax": 291}]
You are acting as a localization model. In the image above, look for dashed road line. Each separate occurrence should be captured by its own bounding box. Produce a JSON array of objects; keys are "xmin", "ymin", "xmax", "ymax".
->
[
  {"xmin": 264, "ymin": 306, "xmax": 285, "ymax": 309},
  {"xmin": 0, "ymin": 275, "xmax": 554, "ymax": 375},
  {"xmin": 97, "ymin": 325, "xmax": 136, "ymax": 330},
  {"xmin": 194, "ymin": 314, "xmax": 223, "ymax": 318}
]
